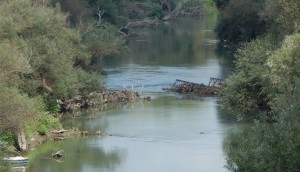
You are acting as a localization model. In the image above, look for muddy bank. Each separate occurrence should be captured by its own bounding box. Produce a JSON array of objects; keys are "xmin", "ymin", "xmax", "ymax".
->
[{"xmin": 27, "ymin": 89, "xmax": 149, "ymax": 150}]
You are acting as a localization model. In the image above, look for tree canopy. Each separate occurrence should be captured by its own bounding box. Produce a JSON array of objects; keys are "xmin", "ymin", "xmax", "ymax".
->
[
  {"xmin": 0, "ymin": 0, "xmax": 123, "ymax": 146},
  {"xmin": 218, "ymin": 0, "xmax": 300, "ymax": 171}
]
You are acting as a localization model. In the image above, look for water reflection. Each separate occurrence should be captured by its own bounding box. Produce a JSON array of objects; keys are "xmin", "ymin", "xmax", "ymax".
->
[
  {"xmin": 102, "ymin": 14, "xmax": 218, "ymax": 67},
  {"xmin": 28, "ymin": 138, "xmax": 123, "ymax": 172}
]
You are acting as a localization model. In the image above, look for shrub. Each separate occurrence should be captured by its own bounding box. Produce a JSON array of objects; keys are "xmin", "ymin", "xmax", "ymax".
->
[
  {"xmin": 43, "ymin": 94, "xmax": 61, "ymax": 113},
  {"xmin": 36, "ymin": 115, "xmax": 62, "ymax": 135},
  {"xmin": 0, "ymin": 131, "xmax": 15, "ymax": 146},
  {"xmin": 224, "ymin": 113, "xmax": 300, "ymax": 172},
  {"xmin": 221, "ymin": 37, "xmax": 277, "ymax": 120}
]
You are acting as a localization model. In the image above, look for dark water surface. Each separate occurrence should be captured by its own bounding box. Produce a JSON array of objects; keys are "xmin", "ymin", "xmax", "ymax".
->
[{"xmin": 27, "ymin": 14, "xmax": 240, "ymax": 172}]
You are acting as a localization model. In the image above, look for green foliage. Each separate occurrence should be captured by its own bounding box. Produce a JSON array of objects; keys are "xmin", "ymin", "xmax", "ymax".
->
[
  {"xmin": 214, "ymin": 0, "xmax": 266, "ymax": 43},
  {"xmin": 221, "ymin": 38, "xmax": 276, "ymax": 120},
  {"xmin": 147, "ymin": 3, "xmax": 164, "ymax": 19},
  {"xmin": 0, "ymin": 85, "xmax": 40, "ymax": 132},
  {"xmin": 220, "ymin": 2, "xmax": 300, "ymax": 170},
  {"xmin": 0, "ymin": 131, "xmax": 15, "ymax": 146},
  {"xmin": 43, "ymin": 94, "xmax": 61, "ymax": 113},
  {"xmin": 0, "ymin": 0, "xmax": 105, "ymax": 100},
  {"xmin": 37, "ymin": 114, "xmax": 61, "ymax": 135},
  {"xmin": 277, "ymin": 0, "xmax": 300, "ymax": 34},
  {"xmin": 224, "ymin": 113, "xmax": 300, "ymax": 172},
  {"xmin": 202, "ymin": 0, "xmax": 216, "ymax": 10},
  {"xmin": 51, "ymin": 0, "xmax": 92, "ymax": 25},
  {"xmin": 76, "ymin": 69, "xmax": 101, "ymax": 96},
  {"xmin": 268, "ymin": 33, "xmax": 300, "ymax": 113},
  {"xmin": 82, "ymin": 23, "xmax": 124, "ymax": 58},
  {"xmin": 215, "ymin": 0, "xmax": 300, "ymax": 44}
]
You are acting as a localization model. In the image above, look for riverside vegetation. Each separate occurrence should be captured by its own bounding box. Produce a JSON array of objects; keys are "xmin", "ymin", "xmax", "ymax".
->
[
  {"xmin": 214, "ymin": 0, "xmax": 300, "ymax": 171},
  {"xmin": 0, "ymin": 0, "xmax": 215, "ymax": 167}
]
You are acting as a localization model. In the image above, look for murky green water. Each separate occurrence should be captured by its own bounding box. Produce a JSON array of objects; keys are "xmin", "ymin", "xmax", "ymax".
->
[{"xmin": 27, "ymin": 14, "xmax": 240, "ymax": 172}]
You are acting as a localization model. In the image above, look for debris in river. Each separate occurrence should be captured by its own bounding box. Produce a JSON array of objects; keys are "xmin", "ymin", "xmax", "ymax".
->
[
  {"xmin": 162, "ymin": 78, "xmax": 224, "ymax": 96},
  {"xmin": 52, "ymin": 150, "xmax": 63, "ymax": 159}
]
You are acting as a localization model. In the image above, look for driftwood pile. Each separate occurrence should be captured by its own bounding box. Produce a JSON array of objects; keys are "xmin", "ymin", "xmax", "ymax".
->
[
  {"xmin": 163, "ymin": 78, "xmax": 224, "ymax": 96},
  {"xmin": 58, "ymin": 89, "xmax": 142, "ymax": 111}
]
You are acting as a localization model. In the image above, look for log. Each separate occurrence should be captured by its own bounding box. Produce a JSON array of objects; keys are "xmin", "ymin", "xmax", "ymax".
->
[
  {"xmin": 51, "ymin": 129, "xmax": 69, "ymax": 134},
  {"xmin": 52, "ymin": 150, "xmax": 63, "ymax": 159}
]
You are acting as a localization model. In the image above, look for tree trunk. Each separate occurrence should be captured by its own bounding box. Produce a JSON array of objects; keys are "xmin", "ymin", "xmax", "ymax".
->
[{"xmin": 17, "ymin": 128, "xmax": 27, "ymax": 151}]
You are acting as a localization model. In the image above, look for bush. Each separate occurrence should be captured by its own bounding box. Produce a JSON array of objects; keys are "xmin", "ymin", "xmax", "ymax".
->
[
  {"xmin": 0, "ymin": 131, "xmax": 15, "ymax": 146},
  {"xmin": 221, "ymin": 37, "xmax": 277, "ymax": 120},
  {"xmin": 214, "ymin": 0, "xmax": 266, "ymax": 43},
  {"xmin": 224, "ymin": 113, "xmax": 300, "ymax": 172},
  {"xmin": 43, "ymin": 94, "xmax": 61, "ymax": 113},
  {"xmin": 36, "ymin": 115, "xmax": 62, "ymax": 135},
  {"xmin": 82, "ymin": 23, "xmax": 124, "ymax": 58}
]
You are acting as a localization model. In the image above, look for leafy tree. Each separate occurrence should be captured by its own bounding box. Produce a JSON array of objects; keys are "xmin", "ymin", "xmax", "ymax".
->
[
  {"xmin": 276, "ymin": 0, "xmax": 300, "ymax": 34},
  {"xmin": 0, "ymin": 0, "xmax": 100, "ymax": 99},
  {"xmin": 221, "ymin": 38, "xmax": 276, "ymax": 120},
  {"xmin": 82, "ymin": 24, "xmax": 124, "ymax": 58},
  {"xmin": 220, "ymin": 1, "xmax": 300, "ymax": 170},
  {"xmin": 0, "ymin": 86, "xmax": 39, "ymax": 133},
  {"xmin": 268, "ymin": 33, "xmax": 300, "ymax": 113},
  {"xmin": 214, "ymin": 0, "xmax": 266, "ymax": 44},
  {"xmin": 224, "ymin": 111, "xmax": 300, "ymax": 172}
]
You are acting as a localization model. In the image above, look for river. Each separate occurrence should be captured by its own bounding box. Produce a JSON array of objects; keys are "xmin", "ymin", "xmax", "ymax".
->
[{"xmin": 27, "ymin": 14, "xmax": 240, "ymax": 172}]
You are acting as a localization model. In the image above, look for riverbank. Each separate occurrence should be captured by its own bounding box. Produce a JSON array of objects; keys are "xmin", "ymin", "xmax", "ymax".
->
[{"xmin": 29, "ymin": 88, "xmax": 150, "ymax": 150}]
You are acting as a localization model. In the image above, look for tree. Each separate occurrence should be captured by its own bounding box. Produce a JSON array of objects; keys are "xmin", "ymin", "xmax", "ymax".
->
[
  {"xmin": 268, "ymin": 33, "xmax": 300, "ymax": 113},
  {"xmin": 214, "ymin": 0, "xmax": 266, "ymax": 44},
  {"xmin": 221, "ymin": 37, "xmax": 276, "ymax": 120},
  {"xmin": 224, "ymin": 111, "xmax": 300, "ymax": 172},
  {"xmin": 0, "ymin": 0, "xmax": 101, "ymax": 99}
]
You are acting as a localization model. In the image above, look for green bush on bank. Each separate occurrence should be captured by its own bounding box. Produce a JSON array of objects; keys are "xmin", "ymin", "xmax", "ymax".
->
[
  {"xmin": 221, "ymin": 37, "xmax": 277, "ymax": 120},
  {"xmin": 0, "ymin": 131, "xmax": 15, "ymax": 146},
  {"xmin": 224, "ymin": 112, "xmax": 300, "ymax": 172},
  {"xmin": 43, "ymin": 94, "xmax": 61, "ymax": 113},
  {"xmin": 218, "ymin": 0, "xmax": 300, "ymax": 171},
  {"xmin": 36, "ymin": 114, "xmax": 62, "ymax": 135}
]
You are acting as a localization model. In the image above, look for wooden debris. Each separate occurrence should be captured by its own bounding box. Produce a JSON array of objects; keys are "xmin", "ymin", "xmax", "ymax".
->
[
  {"xmin": 95, "ymin": 130, "xmax": 102, "ymax": 136},
  {"xmin": 163, "ymin": 78, "xmax": 224, "ymax": 96},
  {"xmin": 51, "ymin": 129, "xmax": 69, "ymax": 134},
  {"xmin": 52, "ymin": 150, "xmax": 63, "ymax": 159}
]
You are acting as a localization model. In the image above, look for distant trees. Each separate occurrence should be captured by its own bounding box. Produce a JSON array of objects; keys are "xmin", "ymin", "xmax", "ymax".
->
[
  {"xmin": 214, "ymin": 0, "xmax": 266, "ymax": 44},
  {"xmin": 214, "ymin": 0, "xmax": 300, "ymax": 45},
  {"xmin": 51, "ymin": 0, "xmax": 206, "ymax": 27}
]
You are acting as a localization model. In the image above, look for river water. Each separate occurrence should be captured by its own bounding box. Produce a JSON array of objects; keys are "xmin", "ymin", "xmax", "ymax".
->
[{"xmin": 27, "ymin": 14, "xmax": 240, "ymax": 172}]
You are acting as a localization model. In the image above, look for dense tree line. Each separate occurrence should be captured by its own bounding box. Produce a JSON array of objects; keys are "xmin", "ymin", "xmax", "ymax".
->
[
  {"xmin": 216, "ymin": 0, "xmax": 300, "ymax": 171},
  {"xmin": 50, "ymin": 0, "xmax": 208, "ymax": 26},
  {"xmin": 214, "ymin": 0, "xmax": 300, "ymax": 44}
]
